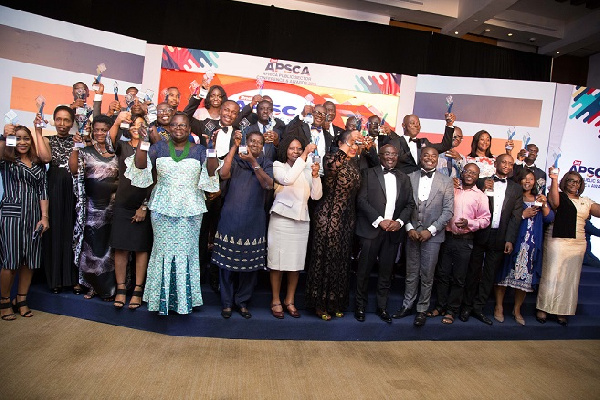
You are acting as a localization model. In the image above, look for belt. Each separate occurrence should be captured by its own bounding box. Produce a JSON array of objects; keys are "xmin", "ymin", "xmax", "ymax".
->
[{"xmin": 449, "ymin": 232, "xmax": 474, "ymax": 240}]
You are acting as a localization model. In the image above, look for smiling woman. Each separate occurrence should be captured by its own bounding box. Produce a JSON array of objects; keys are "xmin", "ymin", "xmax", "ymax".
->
[{"xmin": 0, "ymin": 124, "xmax": 49, "ymax": 321}]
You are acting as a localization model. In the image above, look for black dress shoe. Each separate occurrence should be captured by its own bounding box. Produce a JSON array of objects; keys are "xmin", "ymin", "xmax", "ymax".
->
[
  {"xmin": 354, "ymin": 308, "xmax": 366, "ymax": 322},
  {"xmin": 414, "ymin": 312, "xmax": 427, "ymax": 327},
  {"xmin": 471, "ymin": 311, "xmax": 493, "ymax": 326},
  {"xmin": 376, "ymin": 308, "xmax": 392, "ymax": 323},
  {"xmin": 459, "ymin": 309, "xmax": 471, "ymax": 322},
  {"xmin": 51, "ymin": 287, "xmax": 61, "ymax": 294},
  {"xmin": 221, "ymin": 309, "xmax": 232, "ymax": 319},
  {"xmin": 392, "ymin": 307, "xmax": 412, "ymax": 319},
  {"xmin": 238, "ymin": 307, "xmax": 252, "ymax": 319}
]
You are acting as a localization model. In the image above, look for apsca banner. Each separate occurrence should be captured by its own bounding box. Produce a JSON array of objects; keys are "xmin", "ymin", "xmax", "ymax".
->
[
  {"xmin": 558, "ymin": 86, "xmax": 600, "ymax": 203},
  {"xmin": 161, "ymin": 46, "xmax": 401, "ymax": 96},
  {"xmin": 159, "ymin": 69, "xmax": 401, "ymax": 129}
]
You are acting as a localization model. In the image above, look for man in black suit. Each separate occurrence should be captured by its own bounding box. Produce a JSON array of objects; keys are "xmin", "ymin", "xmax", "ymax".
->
[
  {"xmin": 512, "ymin": 143, "xmax": 547, "ymax": 194},
  {"xmin": 460, "ymin": 154, "xmax": 523, "ymax": 325},
  {"xmin": 247, "ymin": 100, "xmax": 283, "ymax": 161},
  {"xmin": 355, "ymin": 144, "xmax": 415, "ymax": 323},
  {"xmin": 395, "ymin": 113, "xmax": 456, "ymax": 175},
  {"xmin": 323, "ymin": 101, "xmax": 345, "ymax": 137}
]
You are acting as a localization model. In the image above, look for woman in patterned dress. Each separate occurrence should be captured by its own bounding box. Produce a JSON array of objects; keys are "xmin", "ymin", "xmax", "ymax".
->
[
  {"xmin": 305, "ymin": 129, "xmax": 361, "ymax": 320},
  {"xmin": 69, "ymin": 115, "xmax": 119, "ymax": 300},
  {"xmin": 127, "ymin": 112, "xmax": 220, "ymax": 315},
  {"xmin": 494, "ymin": 168, "xmax": 554, "ymax": 325},
  {"xmin": 464, "ymin": 130, "xmax": 496, "ymax": 179},
  {"xmin": 0, "ymin": 125, "xmax": 49, "ymax": 320},
  {"xmin": 34, "ymin": 106, "xmax": 82, "ymax": 294}
]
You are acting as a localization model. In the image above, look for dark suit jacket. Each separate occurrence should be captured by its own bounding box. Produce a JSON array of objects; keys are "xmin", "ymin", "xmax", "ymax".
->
[
  {"xmin": 356, "ymin": 166, "xmax": 415, "ymax": 242},
  {"xmin": 475, "ymin": 178, "xmax": 523, "ymax": 246},
  {"xmin": 247, "ymin": 122, "xmax": 283, "ymax": 161},
  {"xmin": 283, "ymin": 116, "xmax": 334, "ymax": 154},
  {"xmin": 396, "ymin": 126, "xmax": 455, "ymax": 174},
  {"xmin": 234, "ymin": 103, "xmax": 286, "ymax": 131},
  {"xmin": 512, "ymin": 163, "xmax": 547, "ymax": 194}
]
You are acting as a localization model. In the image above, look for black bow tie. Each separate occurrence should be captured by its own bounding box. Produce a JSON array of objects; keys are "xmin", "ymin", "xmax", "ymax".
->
[
  {"xmin": 493, "ymin": 176, "xmax": 507, "ymax": 183},
  {"xmin": 408, "ymin": 137, "xmax": 418, "ymax": 143},
  {"xmin": 311, "ymin": 126, "xmax": 322, "ymax": 132},
  {"xmin": 383, "ymin": 168, "xmax": 397, "ymax": 175},
  {"xmin": 421, "ymin": 169, "xmax": 435, "ymax": 178}
]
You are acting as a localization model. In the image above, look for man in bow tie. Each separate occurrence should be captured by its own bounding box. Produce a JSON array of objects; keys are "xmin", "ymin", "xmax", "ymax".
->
[
  {"xmin": 393, "ymin": 147, "xmax": 454, "ymax": 326},
  {"xmin": 396, "ymin": 113, "xmax": 456, "ymax": 175},
  {"xmin": 355, "ymin": 144, "xmax": 415, "ymax": 323},
  {"xmin": 460, "ymin": 154, "xmax": 522, "ymax": 325}
]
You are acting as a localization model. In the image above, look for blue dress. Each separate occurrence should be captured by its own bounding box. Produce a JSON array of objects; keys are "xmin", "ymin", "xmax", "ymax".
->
[
  {"xmin": 497, "ymin": 201, "xmax": 555, "ymax": 292},
  {"xmin": 126, "ymin": 140, "xmax": 220, "ymax": 315},
  {"xmin": 212, "ymin": 155, "xmax": 273, "ymax": 272}
]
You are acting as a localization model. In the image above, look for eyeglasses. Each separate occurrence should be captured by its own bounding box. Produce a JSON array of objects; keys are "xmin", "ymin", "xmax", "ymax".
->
[
  {"xmin": 157, "ymin": 108, "xmax": 173, "ymax": 115},
  {"xmin": 566, "ymin": 178, "xmax": 581, "ymax": 185},
  {"xmin": 380, "ymin": 152, "xmax": 398, "ymax": 157},
  {"xmin": 169, "ymin": 123, "xmax": 188, "ymax": 129},
  {"xmin": 313, "ymin": 111, "xmax": 326, "ymax": 118},
  {"xmin": 345, "ymin": 141, "xmax": 358, "ymax": 148},
  {"xmin": 452, "ymin": 136, "xmax": 463, "ymax": 141},
  {"xmin": 462, "ymin": 169, "xmax": 479, "ymax": 176}
]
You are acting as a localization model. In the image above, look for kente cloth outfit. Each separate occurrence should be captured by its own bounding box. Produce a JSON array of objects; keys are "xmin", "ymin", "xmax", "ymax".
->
[
  {"xmin": 0, "ymin": 159, "xmax": 47, "ymax": 270},
  {"xmin": 126, "ymin": 140, "xmax": 219, "ymax": 315},
  {"xmin": 73, "ymin": 146, "xmax": 118, "ymax": 298}
]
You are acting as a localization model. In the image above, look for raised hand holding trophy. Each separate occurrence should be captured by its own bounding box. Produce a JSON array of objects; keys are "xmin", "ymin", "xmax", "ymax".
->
[
  {"xmin": 92, "ymin": 63, "xmax": 106, "ymax": 91},
  {"xmin": 551, "ymin": 148, "xmax": 561, "ymax": 175},
  {"xmin": 120, "ymin": 93, "xmax": 136, "ymax": 129},
  {"xmin": 205, "ymin": 120, "xmax": 217, "ymax": 158},
  {"xmin": 238, "ymin": 118, "xmax": 251, "ymax": 155},
  {"xmin": 35, "ymin": 95, "xmax": 47, "ymax": 128},
  {"xmin": 4, "ymin": 110, "xmax": 19, "ymax": 147},
  {"xmin": 506, "ymin": 126, "xmax": 516, "ymax": 150},
  {"xmin": 303, "ymin": 94, "xmax": 315, "ymax": 126},
  {"xmin": 522, "ymin": 132, "xmax": 531, "ymax": 157},
  {"xmin": 379, "ymin": 113, "xmax": 388, "ymax": 136}
]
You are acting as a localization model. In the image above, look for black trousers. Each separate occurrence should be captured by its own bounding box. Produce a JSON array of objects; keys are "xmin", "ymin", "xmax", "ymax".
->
[
  {"xmin": 436, "ymin": 234, "xmax": 474, "ymax": 315},
  {"xmin": 355, "ymin": 231, "xmax": 398, "ymax": 310},
  {"xmin": 463, "ymin": 229, "xmax": 506, "ymax": 313}
]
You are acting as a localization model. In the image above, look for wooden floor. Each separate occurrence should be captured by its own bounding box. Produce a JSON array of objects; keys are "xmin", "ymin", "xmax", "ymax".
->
[{"xmin": 1, "ymin": 311, "xmax": 599, "ymax": 400}]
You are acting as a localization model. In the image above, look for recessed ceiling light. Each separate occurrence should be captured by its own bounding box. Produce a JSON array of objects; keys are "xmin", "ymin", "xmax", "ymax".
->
[
  {"xmin": 507, "ymin": 33, "xmax": 513, "ymax": 36},
  {"xmin": 556, "ymin": 51, "xmax": 560, "ymax": 54},
  {"xmin": 485, "ymin": 28, "xmax": 491, "ymax": 32},
  {"xmin": 454, "ymin": 31, "xmax": 459, "ymax": 35}
]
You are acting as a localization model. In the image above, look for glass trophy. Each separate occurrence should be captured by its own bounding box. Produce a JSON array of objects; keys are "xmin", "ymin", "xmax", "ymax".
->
[
  {"xmin": 205, "ymin": 120, "xmax": 217, "ymax": 158},
  {"xmin": 92, "ymin": 63, "xmax": 106, "ymax": 91},
  {"xmin": 506, "ymin": 126, "xmax": 516, "ymax": 150},
  {"xmin": 205, "ymin": 70, "xmax": 215, "ymax": 85},
  {"xmin": 146, "ymin": 104, "xmax": 157, "ymax": 125},
  {"xmin": 303, "ymin": 94, "xmax": 315, "ymax": 126},
  {"xmin": 256, "ymin": 75, "xmax": 265, "ymax": 96},
  {"xmin": 75, "ymin": 88, "xmax": 86, "ymax": 101},
  {"xmin": 120, "ymin": 93, "xmax": 135, "ymax": 129},
  {"xmin": 379, "ymin": 113, "xmax": 388, "ymax": 135},
  {"xmin": 522, "ymin": 133, "xmax": 531, "ymax": 157},
  {"xmin": 238, "ymin": 118, "xmax": 251, "ymax": 155},
  {"xmin": 113, "ymin": 81, "xmax": 119, "ymax": 101},
  {"xmin": 35, "ymin": 95, "xmax": 46, "ymax": 128},
  {"xmin": 189, "ymin": 80, "xmax": 200, "ymax": 96},
  {"xmin": 145, "ymin": 89, "xmax": 154, "ymax": 103},
  {"xmin": 138, "ymin": 124, "xmax": 150, "ymax": 151},
  {"xmin": 551, "ymin": 148, "xmax": 561, "ymax": 175},
  {"xmin": 312, "ymin": 135, "xmax": 321, "ymax": 164},
  {"xmin": 445, "ymin": 95, "xmax": 454, "ymax": 115},
  {"xmin": 3, "ymin": 110, "xmax": 18, "ymax": 146}
]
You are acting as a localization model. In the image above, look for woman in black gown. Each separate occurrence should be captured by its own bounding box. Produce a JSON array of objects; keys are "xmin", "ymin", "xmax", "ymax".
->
[
  {"xmin": 305, "ymin": 129, "xmax": 361, "ymax": 320},
  {"xmin": 34, "ymin": 106, "xmax": 82, "ymax": 294}
]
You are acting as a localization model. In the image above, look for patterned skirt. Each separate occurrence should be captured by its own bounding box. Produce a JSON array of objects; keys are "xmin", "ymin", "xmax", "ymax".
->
[{"xmin": 144, "ymin": 212, "xmax": 203, "ymax": 315}]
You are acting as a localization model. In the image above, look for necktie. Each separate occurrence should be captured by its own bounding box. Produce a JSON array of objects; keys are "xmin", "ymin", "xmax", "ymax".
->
[
  {"xmin": 383, "ymin": 168, "xmax": 397, "ymax": 175},
  {"xmin": 421, "ymin": 169, "xmax": 434, "ymax": 178},
  {"xmin": 311, "ymin": 126, "xmax": 322, "ymax": 132},
  {"xmin": 409, "ymin": 138, "xmax": 418, "ymax": 143},
  {"xmin": 262, "ymin": 125, "xmax": 266, "ymax": 133},
  {"xmin": 493, "ymin": 175, "xmax": 506, "ymax": 183}
]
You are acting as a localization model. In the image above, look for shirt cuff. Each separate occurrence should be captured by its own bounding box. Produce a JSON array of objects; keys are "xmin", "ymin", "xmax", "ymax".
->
[
  {"xmin": 405, "ymin": 223, "xmax": 414, "ymax": 232},
  {"xmin": 427, "ymin": 225, "xmax": 437, "ymax": 236},
  {"xmin": 372, "ymin": 216, "xmax": 383, "ymax": 228},
  {"xmin": 395, "ymin": 219, "xmax": 404, "ymax": 228},
  {"xmin": 298, "ymin": 114, "xmax": 305, "ymax": 121},
  {"xmin": 94, "ymin": 94, "xmax": 103, "ymax": 102},
  {"xmin": 515, "ymin": 159, "xmax": 524, "ymax": 166}
]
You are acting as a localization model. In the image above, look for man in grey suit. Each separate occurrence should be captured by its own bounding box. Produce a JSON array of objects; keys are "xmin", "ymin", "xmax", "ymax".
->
[
  {"xmin": 354, "ymin": 144, "xmax": 415, "ymax": 323},
  {"xmin": 393, "ymin": 147, "xmax": 454, "ymax": 326}
]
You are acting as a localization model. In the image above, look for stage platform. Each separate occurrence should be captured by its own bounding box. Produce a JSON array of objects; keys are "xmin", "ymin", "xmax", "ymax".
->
[{"xmin": 27, "ymin": 266, "xmax": 600, "ymax": 341}]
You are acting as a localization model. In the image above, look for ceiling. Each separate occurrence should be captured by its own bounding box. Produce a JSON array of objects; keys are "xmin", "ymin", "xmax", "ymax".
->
[{"xmin": 241, "ymin": 0, "xmax": 600, "ymax": 57}]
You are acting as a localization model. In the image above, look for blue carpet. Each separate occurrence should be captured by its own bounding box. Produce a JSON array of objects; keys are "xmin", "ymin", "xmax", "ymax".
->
[{"xmin": 27, "ymin": 266, "xmax": 600, "ymax": 341}]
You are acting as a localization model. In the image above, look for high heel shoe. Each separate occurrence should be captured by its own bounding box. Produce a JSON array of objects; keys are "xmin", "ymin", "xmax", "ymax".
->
[
  {"xmin": 557, "ymin": 316, "xmax": 568, "ymax": 326},
  {"xmin": 271, "ymin": 303, "xmax": 284, "ymax": 319},
  {"xmin": 494, "ymin": 307, "xmax": 504, "ymax": 323},
  {"xmin": 113, "ymin": 283, "xmax": 126, "ymax": 309},
  {"xmin": 535, "ymin": 310, "xmax": 547, "ymax": 324},
  {"xmin": 284, "ymin": 302, "xmax": 300, "ymax": 318},
  {"xmin": 128, "ymin": 284, "xmax": 144, "ymax": 310},
  {"xmin": 315, "ymin": 309, "xmax": 331, "ymax": 321},
  {"xmin": 12, "ymin": 293, "xmax": 33, "ymax": 317},
  {"xmin": 513, "ymin": 311, "xmax": 525, "ymax": 326},
  {"xmin": 0, "ymin": 297, "xmax": 16, "ymax": 321}
]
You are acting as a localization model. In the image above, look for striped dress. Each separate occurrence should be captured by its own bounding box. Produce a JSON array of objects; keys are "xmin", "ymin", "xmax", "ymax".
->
[{"xmin": 0, "ymin": 159, "xmax": 48, "ymax": 270}]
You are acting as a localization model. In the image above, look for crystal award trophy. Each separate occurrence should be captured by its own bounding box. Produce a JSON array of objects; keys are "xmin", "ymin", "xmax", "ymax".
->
[
  {"xmin": 92, "ymin": 63, "xmax": 106, "ymax": 91},
  {"xmin": 205, "ymin": 120, "xmax": 217, "ymax": 158},
  {"xmin": 551, "ymin": 148, "xmax": 561, "ymax": 175},
  {"xmin": 256, "ymin": 75, "xmax": 265, "ymax": 96},
  {"xmin": 35, "ymin": 95, "xmax": 46, "ymax": 128},
  {"xmin": 522, "ymin": 132, "xmax": 531, "ymax": 157},
  {"xmin": 189, "ymin": 80, "xmax": 201, "ymax": 97},
  {"xmin": 506, "ymin": 126, "xmax": 516, "ymax": 150},
  {"xmin": 238, "ymin": 118, "xmax": 251, "ymax": 155},
  {"xmin": 303, "ymin": 94, "xmax": 315, "ymax": 126},
  {"xmin": 445, "ymin": 95, "xmax": 454, "ymax": 114},
  {"xmin": 3, "ymin": 110, "xmax": 18, "ymax": 147},
  {"xmin": 312, "ymin": 135, "xmax": 321, "ymax": 164},
  {"xmin": 379, "ymin": 113, "xmax": 388, "ymax": 136},
  {"xmin": 138, "ymin": 124, "xmax": 151, "ymax": 152},
  {"xmin": 120, "ymin": 93, "xmax": 136, "ymax": 129}
]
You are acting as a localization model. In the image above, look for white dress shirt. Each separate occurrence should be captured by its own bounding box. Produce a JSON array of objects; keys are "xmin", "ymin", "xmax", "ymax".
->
[
  {"xmin": 215, "ymin": 126, "xmax": 232, "ymax": 158},
  {"xmin": 402, "ymin": 135, "xmax": 418, "ymax": 164},
  {"xmin": 371, "ymin": 167, "xmax": 405, "ymax": 228},
  {"xmin": 406, "ymin": 170, "xmax": 437, "ymax": 236},
  {"xmin": 490, "ymin": 176, "xmax": 508, "ymax": 229}
]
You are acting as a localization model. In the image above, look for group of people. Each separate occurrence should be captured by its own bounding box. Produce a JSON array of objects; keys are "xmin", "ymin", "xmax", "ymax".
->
[{"xmin": 0, "ymin": 75, "xmax": 598, "ymax": 329}]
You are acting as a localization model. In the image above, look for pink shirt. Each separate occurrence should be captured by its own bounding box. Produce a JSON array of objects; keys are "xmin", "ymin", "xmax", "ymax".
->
[{"xmin": 447, "ymin": 185, "xmax": 491, "ymax": 235}]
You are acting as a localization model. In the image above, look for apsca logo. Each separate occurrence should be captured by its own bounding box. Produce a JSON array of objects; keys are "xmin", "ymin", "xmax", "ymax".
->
[
  {"xmin": 570, "ymin": 160, "xmax": 600, "ymax": 178},
  {"xmin": 265, "ymin": 61, "xmax": 310, "ymax": 75}
]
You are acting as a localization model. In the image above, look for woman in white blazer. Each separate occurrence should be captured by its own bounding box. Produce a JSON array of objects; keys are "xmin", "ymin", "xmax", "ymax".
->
[{"xmin": 267, "ymin": 134, "xmax": 322, "ymax": 319}]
